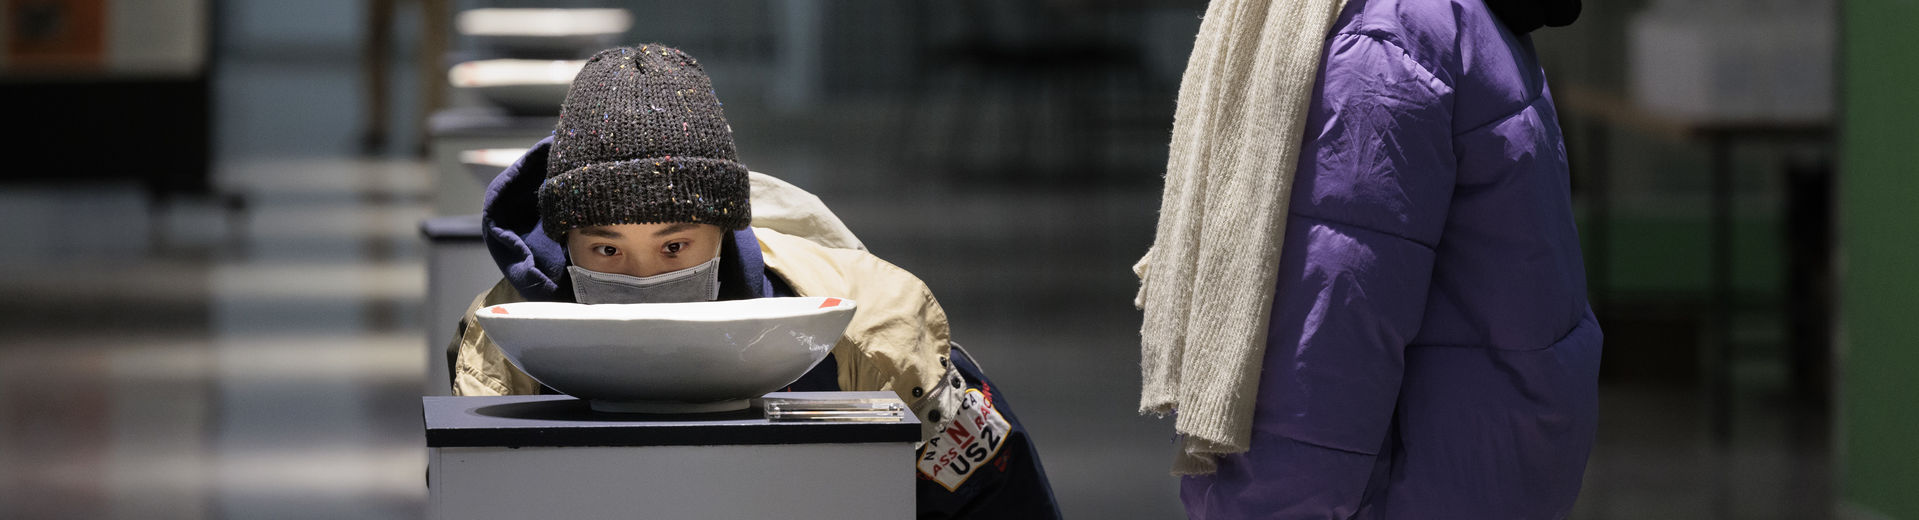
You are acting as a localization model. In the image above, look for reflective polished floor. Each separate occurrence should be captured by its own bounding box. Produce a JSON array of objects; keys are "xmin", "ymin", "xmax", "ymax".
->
[{"xmin": 0, "ymin": 44, "xmax": 1831, "ymax": 520}]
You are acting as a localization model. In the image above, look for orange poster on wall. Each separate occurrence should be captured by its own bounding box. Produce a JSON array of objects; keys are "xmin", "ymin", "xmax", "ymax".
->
[{"xmin": 6, "ymin": 0, "xmax": 106, "ymax": 69}]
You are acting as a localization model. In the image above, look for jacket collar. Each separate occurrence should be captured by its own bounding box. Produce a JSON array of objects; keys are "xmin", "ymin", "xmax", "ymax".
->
[{"xmin": 1484, "ymin": 0, "xmax": 1580, "ymax": 34}]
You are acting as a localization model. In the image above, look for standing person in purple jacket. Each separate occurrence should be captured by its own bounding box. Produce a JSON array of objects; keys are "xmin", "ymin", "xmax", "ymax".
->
[{"xmin": 1134, "ymin": 0, "xmax": 1597, "ymax": 518}]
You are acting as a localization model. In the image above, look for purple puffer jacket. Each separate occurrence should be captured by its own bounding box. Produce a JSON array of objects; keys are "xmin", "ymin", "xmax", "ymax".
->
[{"xmin": 1179, "ymin": 0, "xmax": 1602, "ymax": 518}]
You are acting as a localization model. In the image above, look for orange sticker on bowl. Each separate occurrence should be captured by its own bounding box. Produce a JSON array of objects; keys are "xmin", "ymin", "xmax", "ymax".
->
[
  {"xmin": 819, "ymin": 298, "xmax": 841, "ymax": 309},
  {"xmin": 490, "ymin": 307, "xmax": 509, "ymax": 314}
]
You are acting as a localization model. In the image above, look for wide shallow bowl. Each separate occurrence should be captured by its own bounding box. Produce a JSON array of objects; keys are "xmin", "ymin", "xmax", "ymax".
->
[
  {"xmin": 447, "ymin": 59, "xmax": 585, "ymax": 115},
  {"xmin": 458, "ymin": 148, "xmax": 526, "ymax": 184},
  {"xmin": 456, "ymin": 8, "xmax": 632, "ymax": 57},
  {"xmin": 475, "ymin": 297, "xmax": 857, "ymax": 413}
]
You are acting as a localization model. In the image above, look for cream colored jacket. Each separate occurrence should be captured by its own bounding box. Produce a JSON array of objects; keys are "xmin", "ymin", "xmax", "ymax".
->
[{"xmin": 451, "ymin": 173, "xmax": 962, "ymax": 438}]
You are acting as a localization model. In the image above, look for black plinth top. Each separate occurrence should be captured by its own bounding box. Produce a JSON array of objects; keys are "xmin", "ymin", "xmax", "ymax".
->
[
  {"xmin": 419, "ymin": 214, "xmax": 483, "ymax": 240},
  {"xmin": 429, "ymin": 107, "xmax": 557, "ymax": 138},
  {"xmin": 423, "ymin": 392, "xmax": 920, "ymax": 448}
]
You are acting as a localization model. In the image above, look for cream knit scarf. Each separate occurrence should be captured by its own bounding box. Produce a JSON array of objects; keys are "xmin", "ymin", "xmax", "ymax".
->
[{"xmin": 1135, "ymin": 0, "xmax": 1349, "ymax": 475}]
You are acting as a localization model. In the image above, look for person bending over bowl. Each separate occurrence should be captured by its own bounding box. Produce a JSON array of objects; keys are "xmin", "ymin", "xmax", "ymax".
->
[{"xmin": 448, "ymin": 44, "xmax": 1061, "ymax": 519}]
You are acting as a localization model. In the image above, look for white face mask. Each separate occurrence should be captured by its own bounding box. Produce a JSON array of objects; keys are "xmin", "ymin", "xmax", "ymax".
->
[{"xmin": 567, "ymin": 257, "xmax": 722, "ymax": 304}]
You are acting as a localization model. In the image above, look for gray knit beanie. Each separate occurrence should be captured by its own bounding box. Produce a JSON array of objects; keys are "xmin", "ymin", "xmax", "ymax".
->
[{"xmin": 539, "ymin": 44, "xmax": 751, "ymax": 241}]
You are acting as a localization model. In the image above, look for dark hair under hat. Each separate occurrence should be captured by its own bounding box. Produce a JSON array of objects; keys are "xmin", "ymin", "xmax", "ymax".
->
[{"xmin": 539, "ymin": 44, "xmax": 751, "ymax": 241}]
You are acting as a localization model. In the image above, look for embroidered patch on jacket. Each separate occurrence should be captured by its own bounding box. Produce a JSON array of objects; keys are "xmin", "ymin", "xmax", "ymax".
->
[{"xmin": 916, "ymin": 388, "xmax": 1011, "ymax": 491}]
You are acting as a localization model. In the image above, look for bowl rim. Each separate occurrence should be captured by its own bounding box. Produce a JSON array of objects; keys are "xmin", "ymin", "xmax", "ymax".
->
[
  {"xmin": 456, "ymin": 8, "xmax": 633, "ymax": 37},
  {"xmin": 447, "ymin": 59, "xmax": 585, "ymax": 87},
  {"xmin": 458, "ymin": 148, "xmax": 530, "ymax": 169},
  {"xmin": 477, "ymin": 297, "xmax": 857, "ymax": 324}
]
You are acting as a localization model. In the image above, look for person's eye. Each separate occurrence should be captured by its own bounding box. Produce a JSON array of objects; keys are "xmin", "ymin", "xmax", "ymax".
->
[
  {"xmin": 662, "ymin": 241, "xmax": 686, "ymax": 255},
  {"xmin": 593, "ymin": 245, "xmax": 619, "ymax": 257}
]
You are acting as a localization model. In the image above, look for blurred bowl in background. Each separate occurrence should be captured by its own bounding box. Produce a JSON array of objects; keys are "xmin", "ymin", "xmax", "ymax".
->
[
  {"xmin": 456, "ymin": 8, "xmax": 632, "ymax": 58},
  {"xmin": 448, "ymin": 59, "xmax": 584, "ymax": 116},
  {"xmin": 475, "ymin": 297, "xmax": 857, "ymax": 413},
  {"xmin": 459, "ymin": 148, "xmax": 530, "ymax": 185}
]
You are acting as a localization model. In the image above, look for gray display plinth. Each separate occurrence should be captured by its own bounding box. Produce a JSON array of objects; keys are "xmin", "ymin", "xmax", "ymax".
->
[
  {"xmin": 420, "ymin": 214, "xmax": 495, "ymax": 395},
  {"xmin": 424, "ymin": 393, "xmax": 919, "ymax": 519},
  {"xmin": 428, "ymin": 107, "xmax": 553, "ymax": 216}
]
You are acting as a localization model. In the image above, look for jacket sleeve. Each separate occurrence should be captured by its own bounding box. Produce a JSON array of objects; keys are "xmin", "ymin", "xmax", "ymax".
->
[
  {"xmin": 452, "ymin": 279, "xmax": 544, "ymax": 396},
  {"xmin": 756, "ymin": 228, "xmax": 959, "ymax": 442},
  {"xmin": 1183, "ymin": 32, "xmax": 1456, "ymax": 516}
]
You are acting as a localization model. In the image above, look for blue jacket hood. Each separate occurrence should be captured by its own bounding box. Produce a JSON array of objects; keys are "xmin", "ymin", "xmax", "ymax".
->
[{"xmin": 481, "ymin": 136, "xmax": 771, "ymax": 302}]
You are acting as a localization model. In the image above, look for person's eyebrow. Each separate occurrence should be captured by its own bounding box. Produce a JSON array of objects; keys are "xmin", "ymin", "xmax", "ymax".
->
[
  {"xmin": 652, "ymin": 222, "xmax": 702, "ymax": 237},
  {"xmin": 576, "ymin": 228, "xmax": 623, "ymax": 239}
]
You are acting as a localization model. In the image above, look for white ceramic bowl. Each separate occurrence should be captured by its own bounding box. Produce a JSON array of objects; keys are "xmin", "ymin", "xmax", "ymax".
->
[
  {"xmin": 475, "ymin": 297, "xmax": 857, "ymax": 413},
  {"xmin": 456, "ymin": 8, "xmax": 632, "ymax": 58},
  {"xmin": 457, "ymin": 8, "xmax": 632, "ymax": 38},
  {"xmin": 458, "ymin": 148, "xmax": 526, "ymax": 184},
  {"xmin": 447, "ymin": 59, "xmax": 585, "ymax": 115}
]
